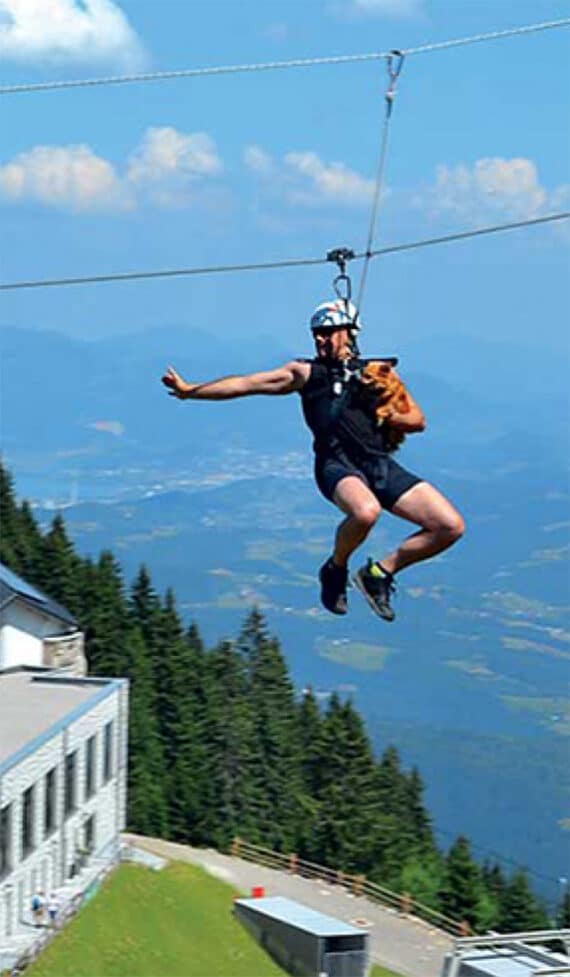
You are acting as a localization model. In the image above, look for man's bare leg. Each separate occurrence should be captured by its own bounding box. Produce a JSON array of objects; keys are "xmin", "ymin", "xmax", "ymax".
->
[
  {"xmin": 380, "ymin": 481, "xmax": 465, "ymax": 574},
  {"xmin": 318, "ymin": 476, "xmax": 381, "ymax": 615},
  {"xmin": 352, "ymin": 481, "xmax": 464, "ymax": 621},
  {"xmin": 332, "ymin": 476, "xmax": 381, "ymax": 567}
]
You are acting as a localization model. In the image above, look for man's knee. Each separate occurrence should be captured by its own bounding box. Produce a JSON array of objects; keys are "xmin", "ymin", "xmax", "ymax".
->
[
  {"xmin": 440, "ymin": 511, "xmax": 465, "ymax": 543},
  {"xmin": 351, "ymin": 498, "xmax": 381, "ymax": 529}
]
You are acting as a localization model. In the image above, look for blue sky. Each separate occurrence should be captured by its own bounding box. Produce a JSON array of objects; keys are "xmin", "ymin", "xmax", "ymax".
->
[{"xmin": 1, "ymin": 0, "xmax": 569, "ymax": 357}]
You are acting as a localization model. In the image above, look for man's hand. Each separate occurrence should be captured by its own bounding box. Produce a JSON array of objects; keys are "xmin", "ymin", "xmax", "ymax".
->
[{"xmin": 161, "ymin": 366, "xmax": 194, "ymax": 399}]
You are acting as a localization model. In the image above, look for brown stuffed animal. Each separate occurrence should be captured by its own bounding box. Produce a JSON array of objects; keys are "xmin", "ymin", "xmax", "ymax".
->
[{"xmin": 360, "ymin": 361, "xmax": 411, "ymax": 452}]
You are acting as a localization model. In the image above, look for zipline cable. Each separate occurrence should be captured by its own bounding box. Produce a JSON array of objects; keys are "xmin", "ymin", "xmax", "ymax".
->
[
  {"xmin": 0, "ymin": 18, "xmax": 568, "ymax": 96},
  {"xmin": 1, "ymin": 212, "xmax": 567, "ymax": 292},
  {"xmin": 356, "ymin": 51, "xmax": 404, "ymax": 318}
]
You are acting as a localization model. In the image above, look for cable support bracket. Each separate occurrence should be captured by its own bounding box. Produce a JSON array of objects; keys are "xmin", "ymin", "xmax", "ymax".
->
[{"xmin": 385, "ymin": 50, "xmax": 405, "ymax": 116}]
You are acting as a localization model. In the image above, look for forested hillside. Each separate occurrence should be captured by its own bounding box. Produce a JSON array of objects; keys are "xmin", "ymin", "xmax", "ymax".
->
[{"xmin": 1, "ymin": 462, "xmax": 564, "ymax": 935}]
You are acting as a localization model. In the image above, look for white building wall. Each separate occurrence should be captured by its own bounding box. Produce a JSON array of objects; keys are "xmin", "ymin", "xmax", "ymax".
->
[
  {"xmin": 0, "ymin": 624, "xmax": 42, "ymax": 670},
  {"xmin": 0, "ymin": 601, "xmax": 74, "ymax": 670},
  {"xmin": 0, "ymin": 681, "xmax": 129, "ymax": 941}
]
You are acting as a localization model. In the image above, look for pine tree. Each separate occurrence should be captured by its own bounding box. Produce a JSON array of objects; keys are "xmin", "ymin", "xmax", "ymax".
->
[
  {"xmin": 500, "ymin": 869, "xmax": 550, "ymax": 931},
  {"xmin": 201, "ymin": 640, "xmax": 258, "ymax": 850},
  {"xmin": 124, "ymin": 626, "xmax": 169, "ymax": 836},
  {"xmin": 16, "ymin": 500, "xmax": 45, "ymax": 584},
  {"xmin": 441, "ymin": 836, "xmax": 482, "ymax": 927},
  {"xmin": 295, "ymin": 689, "xmax": 323, "ymax": 855},
  {"xmin": 297, "ymin": 689, "xmax": 323, "ymax": 792},
  {"xmin": 129, "ymin": 565, "xmax": 161, "ymax": 646},
  {"xmin": 168, "ymin": 622, "xmax": 213, "ymax": 844},
  {"xmin": 310, "ymin": 695, "xmax": 380, "ymax": 873},
  {"xmin": 373, "ymin": 746, "xmax": 416, "ymax": 886},
  {"xmin": 482, "ymin": 861, "xmax": 507, "ymax": 904},
  {"xmin": 557, "ymin": 887, "xmax": 570, "ymax": 928},
  {"xmin": 242, "ymin": 611, "xmax": 303, "ymax": 852},
  {"xmin": 406, "ymin": 767, "xmax": 435, "ymax": 855},
  {"xmin": 400, "ymin": 853, "xmax": 445, "ymax": 910},
  {"xmin": 0, "ymin": 464, "xmax": 20, "ymax": 570},
  {"xmin": 83, "ymin": 551, "xmax": 131, "ymax": 676},
  {"xmin": 40, "ymin": 514, "xmax": 83, "ymax": 616}
]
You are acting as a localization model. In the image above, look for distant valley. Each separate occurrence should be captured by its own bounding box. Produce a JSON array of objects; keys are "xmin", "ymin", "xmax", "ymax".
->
[{"xmin": 2, "ymin": 322, "xmax": 569, "ymax": 904}]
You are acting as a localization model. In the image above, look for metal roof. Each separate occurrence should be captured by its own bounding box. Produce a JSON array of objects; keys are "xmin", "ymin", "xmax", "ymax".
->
[
  {"xmin": 0, "ymin": 562, "xmax": 77, "ymax": 627},
  {"xmin": 0, "ymin": 669, "xmax": 126, "ymax": 774},
  {"xmin": 235, "ymin": 896, "xmax": 365, "ymax": 938},
  {"xmin": 454, "ymin": 947, "xmax": 569, "ymax": 977}
]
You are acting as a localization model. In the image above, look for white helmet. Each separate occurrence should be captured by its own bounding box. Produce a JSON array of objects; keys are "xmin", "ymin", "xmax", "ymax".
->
[{"xmin": 310, "ymin": 299, "xmax": 362, "ymax": 334}]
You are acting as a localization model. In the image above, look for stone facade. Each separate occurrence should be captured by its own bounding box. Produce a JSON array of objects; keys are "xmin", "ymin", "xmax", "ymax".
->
[{"xmin": 0, "ymin": 678, "xmax": 129, "ymax": 941}]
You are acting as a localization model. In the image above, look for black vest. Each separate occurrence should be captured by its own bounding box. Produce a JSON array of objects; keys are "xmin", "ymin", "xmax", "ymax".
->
[{"xmin": 299, "ymin": 357, "xmax": 390, "ymax": 463}]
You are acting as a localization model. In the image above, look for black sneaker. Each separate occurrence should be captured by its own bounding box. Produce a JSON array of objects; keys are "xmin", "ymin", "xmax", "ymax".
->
[
  {"xmin": 353, "ymin": 559, "xmax": 396, "ymax": 622},
  {"xmin": 319, "ymin": 558, "xmax": 348, "ymax": 615}
]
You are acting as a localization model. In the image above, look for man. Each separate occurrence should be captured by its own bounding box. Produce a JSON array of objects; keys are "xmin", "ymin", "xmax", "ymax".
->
[{"xmin": 161, "ymin": 300, "xmax": 464, "ymax": 621}]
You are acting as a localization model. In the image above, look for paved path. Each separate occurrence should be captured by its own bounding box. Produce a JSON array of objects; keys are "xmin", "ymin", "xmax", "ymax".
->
[{"xmin": 124, "ymin": 833, "xmax": 453, "ymax": 977}]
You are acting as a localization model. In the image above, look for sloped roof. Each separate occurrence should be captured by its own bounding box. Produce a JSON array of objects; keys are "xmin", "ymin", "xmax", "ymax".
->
[{"xmin": 0, "ymin": 562, "xmax": 77, "ymax": 628}]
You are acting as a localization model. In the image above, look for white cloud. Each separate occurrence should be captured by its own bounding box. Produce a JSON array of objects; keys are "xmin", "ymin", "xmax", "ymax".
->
[
  {"xmin": 0, "ymin": 144, "xmax": 125, "ymax": 211},
  {"xmin": 0, "ymin": 0, "xmax": 145, "ymax": 67},
  {"xmin": 243, "ymin": 145, "xmax": 274, "ymax": 175},
  {"xmin": 0, "ymin": 128, "xmax": 224, "ymax": 213},
  {"xmin": 420, "ymin": 157, "xmax": 568, "ymax": 223},
  {"xmin": 347, "ymin": 0, "xmax": 425, "ymax": 18},
  {"xmin": 284, "ymin": 151, "xmax": 375, "ymax": 206},
  {"xmin": 245, "ymin": 145, "xmax": 374, "ymax": 207},
  {"xmin": 128, "ymin": 128, "xmax": 222, "ymax": 185}
]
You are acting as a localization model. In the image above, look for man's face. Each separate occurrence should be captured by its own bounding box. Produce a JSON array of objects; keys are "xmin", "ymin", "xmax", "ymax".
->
[{"xmin": 312, "ymin": 326, "xmax": 352, "ymax": 360}]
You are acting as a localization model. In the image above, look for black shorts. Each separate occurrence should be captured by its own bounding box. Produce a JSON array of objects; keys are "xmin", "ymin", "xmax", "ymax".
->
[{"xmin": 315, "ymin": 451, "xmax": 422, "ymax": 512}]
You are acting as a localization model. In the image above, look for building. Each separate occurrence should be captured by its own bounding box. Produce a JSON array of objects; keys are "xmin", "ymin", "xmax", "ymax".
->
[
  {"xmin": 0, "ymin": 566, "xmax": 129, "ymax": 956},
  {"xmin": 234, "ymin": 895, "xmax": 369, "ymax": 976},
  {"xmin": 0, "ymin": 668, "xmax": 129, "ymax": 943},
  {"xmin": 441, "ymin": 930, "xmax": 570, "ymax": 976},
  {"xmin": 0, "ymin": 563, "xmax": 86, "ymax": 674}
]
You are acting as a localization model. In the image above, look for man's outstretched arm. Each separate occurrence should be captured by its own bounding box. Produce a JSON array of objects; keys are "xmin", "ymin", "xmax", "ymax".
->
[{"xmin": 161, "ymin": 361, "xmax": 308, "ymax": 400}]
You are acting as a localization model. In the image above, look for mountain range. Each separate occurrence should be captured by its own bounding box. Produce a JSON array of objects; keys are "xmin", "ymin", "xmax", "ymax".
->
[{"xmin": 1, "ymin": 322, "xmax": 569, "ymax": 904}]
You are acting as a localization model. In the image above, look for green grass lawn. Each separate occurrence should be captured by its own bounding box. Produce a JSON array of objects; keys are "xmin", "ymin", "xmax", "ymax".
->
[
  {"xmin": 371, "ymin": 968, "xmax": 404, "ymax": 977},
  {"xmin": 27, "ymin": 862, "xmax": 287, "ymax": 977}
]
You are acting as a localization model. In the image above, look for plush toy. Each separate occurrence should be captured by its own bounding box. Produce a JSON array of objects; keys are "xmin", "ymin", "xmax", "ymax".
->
[{"xmin": 361, "ymin": 361, "xmax": 411, "ymax": 452}]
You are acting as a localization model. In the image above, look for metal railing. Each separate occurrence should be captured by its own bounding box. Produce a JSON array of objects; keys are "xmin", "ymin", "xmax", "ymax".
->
[{"xmin": 231, "ymin": 837, "xmax": 468, "ymax": 938}]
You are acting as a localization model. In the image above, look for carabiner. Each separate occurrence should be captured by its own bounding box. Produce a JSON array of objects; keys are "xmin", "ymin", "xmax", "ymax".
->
[
  {"xmin": 385, "ymin": 49, "xmax": 405, "ymax": 116},
  {"xmin": 387, "ymin": 49, "xmax": 405, "ymax": 84},
  {"xmin": 333, "ymin": 272, "xmax": 352, "ymax": 303}
]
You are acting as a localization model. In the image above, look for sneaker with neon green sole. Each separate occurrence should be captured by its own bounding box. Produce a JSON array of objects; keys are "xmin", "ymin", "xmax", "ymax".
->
[{"xmin": 353, "ymin": 559, "xmax": 396, "ymax": 622}]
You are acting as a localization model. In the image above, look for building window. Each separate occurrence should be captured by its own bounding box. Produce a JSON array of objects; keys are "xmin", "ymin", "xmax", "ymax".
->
[
  {"xmin": 64, "ymin": 751, "xmax": 77, "ymax": 818},
  {"xmin": 0, "ymin": 804, "xmax": 12, "ymax": 878},
  {"xmin": 85, "ymin": 735, "xmax": 97, "ymax": 799},
  {"xmin": 44, "ymin": 768, "xmax": 57, "ymax": 837},
  {"xmin": 22, "ymin": 786, "xmax": 35, "ymax": 857},
  {"xmin": 103, "ymin": 721, "xmax": 114, "ymax": 783}
]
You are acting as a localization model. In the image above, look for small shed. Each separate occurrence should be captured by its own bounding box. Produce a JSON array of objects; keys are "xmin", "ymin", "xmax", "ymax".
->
[{"xmin": 234, "ymin": 895, "xmax": 369, "ymax": 977}]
